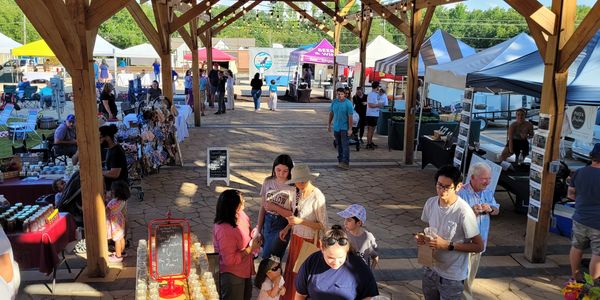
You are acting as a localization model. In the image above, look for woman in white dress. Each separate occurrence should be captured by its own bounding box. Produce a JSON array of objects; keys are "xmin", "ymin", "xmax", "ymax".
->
[{"xmin": 226, "ymin": 70, "xmax": 235, "ymax": 110}]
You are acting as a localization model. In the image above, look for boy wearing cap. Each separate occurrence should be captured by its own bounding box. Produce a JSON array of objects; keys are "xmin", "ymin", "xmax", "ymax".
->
[
  {"xmin": 338, "ymin": 204, "xmax": 379, "ymax": 268},
  {"xmin": 568, "ymin": 143, "xmax": 600, "ymax": 282},
  {"xmin": 53, "ymin": 115, "xmax": 77, "ymax": 157}
]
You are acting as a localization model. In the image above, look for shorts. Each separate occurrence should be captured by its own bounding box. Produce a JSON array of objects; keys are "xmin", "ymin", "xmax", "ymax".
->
[
  {"xmin": 366, "ymin": 116, "xmax": 378, "ymax": 127},
  {"xmin": 571, "ymin": 221, "xmax": 600, "ymax": 255},
  {"xmin": 508, "ymin": 139, "xmax": 529, "ymax": 157}
]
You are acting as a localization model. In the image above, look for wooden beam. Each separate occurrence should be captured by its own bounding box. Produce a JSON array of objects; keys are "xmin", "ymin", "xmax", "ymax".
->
[
  {"xmin": 86, "ymin": 0, "xmax": 129, "ymax": 29},
  {"xmin": 524, "ymin": 0, "xmax": 574, "ymax": 264},
  {"xmin": 414, "ymin": 6, "xmax": 435, "ymax": 46},
  {"xmin": 212, "ymin": 1, "xmax": 261, "ymax": 35},
  {"xmin": 358, "ymin": 2, "xmax": 373, "ymax": 86},
  {"xmin": 504, "ymin": 0, "xmax": 556, "ymax": 35},
  {"xmin": 363, "ymin": 0, "xmax": 410, "ymax": 36},
  {"xmin": 286, "ymin": 2, "xmax": 334, "ymax": 38},
  {"xmin": 196, "ymin": 0, "xmax": 245, "ymax": 36},
  {"xmin": 152, "ymin": 0, "xmax": 170, "ymax": 52},
  {"xmin": 190, "ymin": 17, "xmax": 202, "ymax": 126},
  {"xmin": 558, "ymin": 0, "xmax": 600, "ymax": 72},
  {"xmin": 310, "ymin": 0, "xmax": 360, "ymax": 36},
  {"xmin": 126, "ymin": 1, "xmax": 162, "ymax": 51},
  {"xmin": 178, "ymin": 26, "xmax": 194, "ymax": 49},
  {"xmin": 526, "ymin": 19, "xmax": 548, "ymax": 57},
  {"xmin": 170, "ymin": 0, "xmax": 219, "ymax": 33}
]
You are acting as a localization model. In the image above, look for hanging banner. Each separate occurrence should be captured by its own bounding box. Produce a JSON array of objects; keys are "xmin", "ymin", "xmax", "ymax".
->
[{"xmin": 565, "ymin": 105, "xmax": 598, "ymax": 143}]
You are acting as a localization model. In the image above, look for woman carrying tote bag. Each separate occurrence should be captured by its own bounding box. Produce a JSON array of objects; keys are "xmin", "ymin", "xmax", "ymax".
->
[{"xmin": 278, "ymin": 165, "xmax": 328, "ymax": 300}]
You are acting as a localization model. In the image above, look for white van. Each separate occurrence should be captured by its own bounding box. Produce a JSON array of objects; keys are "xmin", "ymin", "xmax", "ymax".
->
[{"xmin": 0, "ymin": 59, "xmax": 36, "ymax": 82}]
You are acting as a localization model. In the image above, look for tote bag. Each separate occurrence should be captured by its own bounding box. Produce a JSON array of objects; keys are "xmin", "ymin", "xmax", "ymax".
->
[{"xmin": 292, "ymin": 231, "xmax": 320, "ymax": 273}]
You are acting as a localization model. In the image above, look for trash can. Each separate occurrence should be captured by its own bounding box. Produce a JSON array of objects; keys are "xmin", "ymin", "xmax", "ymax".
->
[
  {"xmin": 298, "ymin": 88, "xmax": 311, "ymax": 103},
  {"xmin": 324, "ymin": 88, "xmax": 333, "ymax": 100}
]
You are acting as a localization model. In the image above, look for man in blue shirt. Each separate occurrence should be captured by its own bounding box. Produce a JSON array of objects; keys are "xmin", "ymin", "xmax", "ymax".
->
[
  {"xmin": 328, "ymin": 88, "xmax": 353, "ymax": 170},
  {"xmin": 152, "ymin": 59, "xmax": 161, "ymax": 82},
  {"xmin": 17, "ymin": 76, "xmax": 30, "ymax": 99},
  {"xmin": 568, "ymin": 143, "xmax": 600, "ymax": 282},
  {"xmin": 39, "ymin": 82, "xmax": 53, "ymax": 109},
  {"xmin": 457, "ymin": 162, "xmax": 500, "ymax": 300},
  {"xmin": 54, "ymin": 114, "xmax": 77, "ymax": 157}
]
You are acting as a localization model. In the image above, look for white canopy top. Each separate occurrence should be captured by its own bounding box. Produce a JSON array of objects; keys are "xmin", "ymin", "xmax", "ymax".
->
[
  {"xmin": 425, "ymin": 33, "xmax": 538, "ymax": 89},
  {"xmin": 214, "ymin": 40, "xmax": 229, "ymax": 50},
  {"xmin": 93, "ymin": 35, "xmax": 122, "ymax": 57},
  {"xmin": 118, "ymin": 43, "xmax": 159, "ymax": 59},
  {"xmin": 339, "ymin": 35, "xmax": 402, "ymax": 68},
  {"xmin": 0, "ymin": 32, "xmax": 22, "ymax": 54}
]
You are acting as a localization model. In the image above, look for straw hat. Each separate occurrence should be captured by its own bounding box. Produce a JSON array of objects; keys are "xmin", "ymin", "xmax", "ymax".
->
[{"xmin": 286, "ymin": 165, "xmax": 317, "ymax": 184}]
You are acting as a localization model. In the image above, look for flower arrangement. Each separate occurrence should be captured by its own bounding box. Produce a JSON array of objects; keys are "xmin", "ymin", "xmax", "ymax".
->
[{"xmin": 561, "ymin": 274, "xmax": 600, "ymax": 300}]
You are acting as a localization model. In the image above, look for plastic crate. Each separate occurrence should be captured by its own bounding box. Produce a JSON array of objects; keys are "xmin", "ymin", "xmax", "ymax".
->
[{"xmin": 550, "ymin": 202, "xmax": 574, "ymax": 237}]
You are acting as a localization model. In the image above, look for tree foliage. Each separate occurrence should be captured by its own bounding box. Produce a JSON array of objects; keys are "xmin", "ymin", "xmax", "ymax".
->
[{"xmin": 0, "ymin": 1, "xmax": 593, "ymax": 52}]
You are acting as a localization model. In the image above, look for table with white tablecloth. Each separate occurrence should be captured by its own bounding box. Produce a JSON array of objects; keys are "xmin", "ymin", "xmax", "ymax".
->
[{"xmin": 175, "ymin": 104, "xmax": 192, "ymax": 143}]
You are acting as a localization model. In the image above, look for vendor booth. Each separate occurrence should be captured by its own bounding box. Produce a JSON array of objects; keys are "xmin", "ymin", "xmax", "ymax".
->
[
  {"xmin": 339, "ymin": 35, "xmax": 402, "ymax": 68},
  {"xmin": 0, "ymin": 32, "xmax": 21, "ymax": 63},
  {"xmin": 374, "ymin": 29, "xmax": 476, "ymax": 76},
  {"xmin": 287, "ymin": 39, "xmax": 335, "ymax": 101}
]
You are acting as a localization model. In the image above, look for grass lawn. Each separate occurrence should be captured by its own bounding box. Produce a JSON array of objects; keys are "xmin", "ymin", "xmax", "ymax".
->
[{"xmin": 1, "ymin": 118, "xmax": 54, "ymax": 158}]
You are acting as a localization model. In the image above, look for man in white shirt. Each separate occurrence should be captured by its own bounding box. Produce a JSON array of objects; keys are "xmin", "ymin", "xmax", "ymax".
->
[
  {"xmin": 416, "ymin": 165, "xmax": 484, "ymax": 300},
  {"xmin": 365, "ymin": 81, "xmax": 386, "ymax": 150}
]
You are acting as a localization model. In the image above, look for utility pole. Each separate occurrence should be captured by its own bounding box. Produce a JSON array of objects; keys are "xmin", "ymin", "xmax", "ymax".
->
[{"xmin": 22, "ymin": 13, "xmax": 26, "ymax": 44}]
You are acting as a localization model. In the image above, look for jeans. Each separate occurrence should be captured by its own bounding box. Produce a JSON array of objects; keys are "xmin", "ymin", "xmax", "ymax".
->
[
  {"xmin": 219, "ymin": 272, "xmax": 252, "ymax": 300},
  {"xmin": 154, "ymin": 72, "xmax": 160, "ymax": 82},
  {"xmin": 334, "ymin": 130, "xmax": 350, "ymax": 164},
  {"xmin": 217, "ymin": 91, "xmax": 226, "ymax": 113},
  {"xmin": 251, "ymin": 89, "xmax": 261, "ymax": 110},
  {"xmin": 261, "ymin": 213, "xmax": 290, "ymax": 259},
  {"xmin": 422, "ymin": 268, "xmax": 464, "ymax": 300},
  {"xmin": 40, "ymin": 95, "xmax": 52, "ymax": 108}
]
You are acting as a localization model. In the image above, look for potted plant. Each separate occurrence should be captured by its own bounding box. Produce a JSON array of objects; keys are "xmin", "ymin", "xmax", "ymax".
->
[{"xmin": 561, "ymin": 274, "xmax": 600, "ymax": 300}]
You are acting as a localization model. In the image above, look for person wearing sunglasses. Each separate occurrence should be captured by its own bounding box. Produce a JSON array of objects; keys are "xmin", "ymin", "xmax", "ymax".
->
[
  {"xmin": 295, "ymin": 225, "xmax": 379, "ymax": 300},
  {"xmin": 278, "ymin": 165, "xmax": 328, "ymax": 300},
  {"xmin": 254, "ymin": 255, "xmax": 286, "ymax": 300},
  {"xmin": 415, "ymin": 165, "xmax": 484, "ymax": 300}
]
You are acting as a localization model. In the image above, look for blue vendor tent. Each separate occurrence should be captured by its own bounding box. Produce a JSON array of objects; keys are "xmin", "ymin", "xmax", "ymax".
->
[{"xmin": 466, "ymin": 30, "xmax": 600, "ymax": 106}]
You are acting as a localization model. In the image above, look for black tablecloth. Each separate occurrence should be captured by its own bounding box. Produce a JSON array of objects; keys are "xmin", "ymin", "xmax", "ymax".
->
[
  {"xmin": 498, "ymin": 163, "xmax": 530, "ymax": 214},
  {"xmin": 420, "ymin": 137, "xmax": 486, "ymax": 170}
]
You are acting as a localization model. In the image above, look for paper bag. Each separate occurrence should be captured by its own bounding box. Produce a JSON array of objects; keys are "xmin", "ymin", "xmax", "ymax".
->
[{"xmin": 417, "ymin": 244, "xmax": 434, "ymax": 267}]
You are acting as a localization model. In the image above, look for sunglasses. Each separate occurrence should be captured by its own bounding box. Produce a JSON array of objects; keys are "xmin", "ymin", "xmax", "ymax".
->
[
  {"xmin": 323, "ymin": 237, "xmax": 349, "ymax": 247},
  {"xmin": 270, "ymin": 265, "xmax": 281, "ymax": 272}
]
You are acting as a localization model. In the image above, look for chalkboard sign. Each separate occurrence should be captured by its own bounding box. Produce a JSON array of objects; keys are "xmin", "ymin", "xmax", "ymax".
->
[
  {"xmin": 155, "ymin": 224, "xmax": 185, "ymax": 277},
  {"xmin": 207, "ymin": 147, "xmax": 230, "ymax": 186}
]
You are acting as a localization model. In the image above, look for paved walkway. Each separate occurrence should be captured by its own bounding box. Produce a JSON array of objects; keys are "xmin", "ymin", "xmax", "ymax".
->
[{"xmin": 17, "ymin": 100, "xmax": 576, "ymax": 299}]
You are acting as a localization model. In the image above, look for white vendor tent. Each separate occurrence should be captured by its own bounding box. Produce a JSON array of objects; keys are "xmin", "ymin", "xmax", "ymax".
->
[
  {"xmin": 93, "ymin": 35, "xmax": 122, "ymax": 57},
  {"xmin": 118, "ymin": 43, "xmax": 159, "ymax": 59},
  {"xmin": 339, "ymin": 35, "xmax": 402, "ymax": 67},
  {"xmin": 425, "ymin": 32, "xmax": 538, "ymax": 89},
  {"xmin": 0, "ymin": 33, "xmax": 22, "ymax": 54}
]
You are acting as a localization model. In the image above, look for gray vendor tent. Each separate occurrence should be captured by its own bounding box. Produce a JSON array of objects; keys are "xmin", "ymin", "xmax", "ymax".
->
[{"xmin": 466, "ymin": 30, "xmax": 600, "ymax": 106}]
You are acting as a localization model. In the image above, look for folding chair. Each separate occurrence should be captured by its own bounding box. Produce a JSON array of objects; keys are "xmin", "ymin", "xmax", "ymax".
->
[
  {"xmin": 8, "ymin": 108, "xmax": 41, "ymax": 143},
  {"xmin": 0, "ymin": 104, "xmax": 14, "ymax": 131},
  {"xmin": 12, "ymin": 140, "xmax": 27, "ymax": 155},
  {"xmin": 2, "ymin": 85, "xmax": 17, "ymax": 107},
  {"xmin": 20, "ymin": 86, "xmax": 39, "ymax": 108}
]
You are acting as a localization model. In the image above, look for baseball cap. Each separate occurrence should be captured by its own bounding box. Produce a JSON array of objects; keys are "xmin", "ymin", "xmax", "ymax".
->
[
  {"xmin": 590, "ymin": 143, "xmax": 600, "ymax": 160},
  {"xmin": 66, "ymin": 114, "xmax": 76, "ymax": 122},
  {"xmin": 337, "ymin": 204, "xmax": 367, "ymax": 223}
]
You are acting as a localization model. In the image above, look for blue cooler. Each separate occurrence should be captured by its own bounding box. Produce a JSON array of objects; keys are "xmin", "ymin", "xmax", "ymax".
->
[{"xmin": 550, "ymin": 202, "xmax": 574, "ymax": 237}]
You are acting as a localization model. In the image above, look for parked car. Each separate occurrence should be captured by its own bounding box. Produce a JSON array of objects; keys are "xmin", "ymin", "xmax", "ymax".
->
[{"xmin": 572, "ymin": 107, "xmax": 600, "ymax": 162}]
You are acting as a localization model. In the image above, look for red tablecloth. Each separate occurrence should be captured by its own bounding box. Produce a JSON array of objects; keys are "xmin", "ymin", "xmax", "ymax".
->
[
  {"xmin": 7, "ymin": 213, "xmax": 76, "ymax": 274},
  {"xmin": 0, "ymin": 177, "xmax": 54, "ymax": 205}
]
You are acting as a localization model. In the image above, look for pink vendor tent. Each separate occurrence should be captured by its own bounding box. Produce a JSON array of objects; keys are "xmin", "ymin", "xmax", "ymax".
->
[{"xmin": 287, "ymin": 39, "xmax": 334, "ymax": 66}]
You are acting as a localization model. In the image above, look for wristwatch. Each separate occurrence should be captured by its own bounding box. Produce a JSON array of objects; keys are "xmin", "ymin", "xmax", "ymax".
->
[{"xmin": 448, "ymin": 241, "xmax": 455, "ymax": 251}]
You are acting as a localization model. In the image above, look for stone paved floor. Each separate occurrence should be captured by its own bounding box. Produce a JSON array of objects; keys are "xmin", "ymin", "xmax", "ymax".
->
[{"xmin": 18, "ymin": 100, "xmax": 577, "ymax": 299}]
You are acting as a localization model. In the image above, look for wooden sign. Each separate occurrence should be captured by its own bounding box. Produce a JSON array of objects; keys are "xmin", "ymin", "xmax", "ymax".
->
[{"xmin": 207, "ymin": 147, "xmax": 229, "ymax": 186}]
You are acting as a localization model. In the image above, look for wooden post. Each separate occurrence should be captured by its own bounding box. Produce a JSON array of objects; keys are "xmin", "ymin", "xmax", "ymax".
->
[
  {"xmin": 333, "ymin": 0, "xmax": 340, "ymax": 90},
  {"xmin": 524, "ymin": 0, "xmax": 574, "ymax": 262},
  {"xmin": 358, "ymin": 3, "xmax": 372, "ymax": 86},
  {"xmin": 16, "ymin": 0, "xmax": 110, "ymax": 277},
  {"xmin": 403, "ymin": 5, "xmax": 422, "ymax": 165},
  {"xmin": 190, "ymin": 18, "xmax": 201, "ymax": 126}
]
